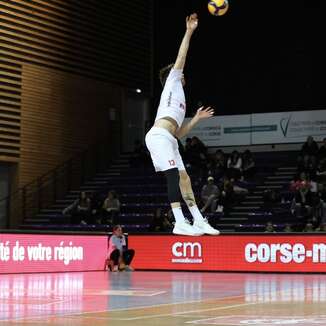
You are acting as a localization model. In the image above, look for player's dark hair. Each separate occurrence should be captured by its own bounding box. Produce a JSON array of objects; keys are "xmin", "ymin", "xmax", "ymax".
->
[
  {"xmin": 113, "ymin": 225, "xmax": 121, "ymax": 232},
  {"xmin": 159, "ymin": 63, "xmax": 174, "ymax": 87}
]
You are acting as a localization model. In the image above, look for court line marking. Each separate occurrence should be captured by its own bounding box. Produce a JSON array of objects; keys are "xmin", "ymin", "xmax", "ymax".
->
[
  {"xmin": 1, "ymin": 288, "xmax": 308, "ymax": 323},
  {"xmin": 117, "ymin": 302, "xmax": 258, "ymax": 321},
  {"xmin": 187, "ymin": 315, "xmax": 326, "ymax": 326},
  {"xmin": 0, "ymin": 293, "xmax": 247, "ymax": 322}
]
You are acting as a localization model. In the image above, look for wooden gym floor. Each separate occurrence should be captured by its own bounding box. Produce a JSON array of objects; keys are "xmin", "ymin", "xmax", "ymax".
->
[{"xmin": 0, "ymin": 271, "xmax": 326, "ymax": 325}]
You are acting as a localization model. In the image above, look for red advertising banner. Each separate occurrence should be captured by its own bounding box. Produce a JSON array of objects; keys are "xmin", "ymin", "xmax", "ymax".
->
[
  {"xmin": 128, "ymin": 234, "xmax": 326, "ymax": 273},
  {"xmin": 0, "ymin": 234, "xmax": 108, "ymax": 274}
]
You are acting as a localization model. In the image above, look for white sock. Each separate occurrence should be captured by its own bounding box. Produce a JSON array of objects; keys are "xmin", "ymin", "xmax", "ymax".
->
[
  {"xmin": 172, "ymin": 207, "xmax": 185, "ymax": 224},
  {"xmin": 189, "ymin": 205, "xmax": 205, "ymax": 223}
]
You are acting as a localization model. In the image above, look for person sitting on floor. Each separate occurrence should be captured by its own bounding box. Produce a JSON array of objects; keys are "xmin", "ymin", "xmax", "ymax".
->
[{"xmin": 107, "ymin": 225, "xmax": 135, "ymax": 272}]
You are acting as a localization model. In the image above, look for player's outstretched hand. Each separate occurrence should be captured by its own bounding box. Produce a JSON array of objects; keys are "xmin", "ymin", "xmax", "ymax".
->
[
  {"xmin": 195, "ymin": 106, "xmax": 214, "ymax": 120},
  {"xmin": 186, "ymin": 13, "xmax": 198, "ymax": 32}
]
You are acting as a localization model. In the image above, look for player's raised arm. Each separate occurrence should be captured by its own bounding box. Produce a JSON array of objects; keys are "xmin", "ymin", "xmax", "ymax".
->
[
  {"xmin": 173, "ymin": 13, "xmax": 198, "ymax": 70},
  {"xmin": 175, "ymin": 106, "xmax": 214, "ymax": 139}
]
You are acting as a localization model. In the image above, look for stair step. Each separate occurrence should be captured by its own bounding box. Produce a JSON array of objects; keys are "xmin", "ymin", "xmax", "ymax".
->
[
  {"xmin": 266, "ymin": 176, "xmax": 293, "ymax": 179},
  {"xmin": 245, "ymin": 195, "xmax": 263, "ymax": 199},
  {"xmin": 79, "ymin": 185, "xmax": 103, "ymax": 190},
  {"xmin": 277, "ymin": 167, "xmax": 297, "ymax": 171},
  {"xmin": 215, "ymin": 223, "xmax": 239, "ymax": 228},
  {"xmin": 57, "ymin": 199, "xmax": 75, "ymax": 204},
  {"xmin": 110, "ymin": 164, "xmax": 130, "ymax": 168},
  {"xmin": 24, "ymin": 218, "xmax": 50, "ymax": 223},
  {"xmin": 84, "ymin": 181, "xmax": 108, "ymax": 185},
  {"xmin": 274, "ymin": 171, "xmax": 296, "ymax": 176},
  {"xmin": 220, "ymin": 217, "xmax": 248, "ymax": 222},
  {"xmin": 40, "ymin": 209, "xmax": 62, "ymax": 213},
  {"xmin": 233, "ymin": 206, "xmax": 260, "ymax": 210},
  {"xmin": 264, "ymin": 181, "xmax": 289, "ymax": 185},
  {"xmin": 97, "ymin": 172, "xmax": 121, "ymax": 176},
  {"xmin": 242, "ymin": 201, "xmax": 264, "ymax": 205},
  {"xmin": 52, "ymin": 204, "xmax": 68, "ymax": 209}
]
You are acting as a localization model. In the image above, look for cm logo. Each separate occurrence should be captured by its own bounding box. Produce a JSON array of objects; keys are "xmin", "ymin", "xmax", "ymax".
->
[{"xmin": 172, "ymin": 242, "xmax": 202, "ymax": 258}]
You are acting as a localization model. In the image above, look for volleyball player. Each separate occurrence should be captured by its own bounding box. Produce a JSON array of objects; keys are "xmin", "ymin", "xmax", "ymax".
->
[{"xmin": 145, "ymin": 13, "xmax": 220, "ymax": 236}]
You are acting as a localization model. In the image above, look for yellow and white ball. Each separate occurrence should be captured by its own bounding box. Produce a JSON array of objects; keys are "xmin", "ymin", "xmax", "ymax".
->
[{"xmin": 208, "ymin": 0, "xmax": 229, "ymax": 16}]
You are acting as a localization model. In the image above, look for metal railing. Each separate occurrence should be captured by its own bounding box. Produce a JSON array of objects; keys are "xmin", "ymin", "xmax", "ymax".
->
[{"xmin": 1, "ymin": 141, "xmax": 112, "ymax": 228}]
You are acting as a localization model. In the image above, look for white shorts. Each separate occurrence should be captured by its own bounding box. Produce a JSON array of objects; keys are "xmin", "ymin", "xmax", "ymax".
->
[{"xmin": 145, "ymin": 127, "xmax": 185, "ymax": 172}]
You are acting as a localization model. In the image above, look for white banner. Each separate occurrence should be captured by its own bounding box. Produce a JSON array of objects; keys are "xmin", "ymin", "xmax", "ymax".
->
[
  {"xmin": 181, "ymin": 114, "xmax": 251, "ymax": 147},
  {"xmin": 181, "ymin": 110, "xmax": 326, "ymax": 146},
  {"xmin": 252, "ymin": 110, "xmax": 326, "ymax": 144}
]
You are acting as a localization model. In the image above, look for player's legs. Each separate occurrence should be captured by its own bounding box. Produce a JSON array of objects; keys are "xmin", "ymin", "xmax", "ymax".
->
[
  {"xmin": 178, "ymin": 169, "xmax": 220, "ymax": 235},
  {"xmin": 145, "ymin": 128, "xmax": 202, "ymax": 236}
]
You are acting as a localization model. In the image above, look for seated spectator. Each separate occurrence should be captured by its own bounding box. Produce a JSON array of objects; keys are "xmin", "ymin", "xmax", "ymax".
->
[
  {"xmin": 187, "ymin": 136, "xmax": 207, "ymax": 176},
  {"xmin": 303, "ymin": 221, "xmax": 315, "ymax": 232},
  {"xmin": 200, "ymin": 176, "xmax": 220, "ymax": 213},
  {"xmin": 263, "ymin": 189, "xmax": 281, "ymax": 209},
  {"xmin": 317, "ymin": 137, "xmax": 326, "ymax": 162},
  {"xmin": 316, "ymin": 157, "xmax": 326, "ymax": 184},
  {"xmin": 242, "ymin": 149, "xmax": 256, "ymax": 180},
  {"xmin": 130, "ymin": 139, "xmax": 148, "ymax": 168},
  {"xmin": 297, "ymin": 154, "xmax": 317, "ymax": 179},
  {"xmin": 264, "ymin": 221, "xmax": 276, "ymax": 233},
  {"xmin": 107, "ymin": 225, "xmax": 135, "ymax": 272},
  {"xmin": 207, "ymin": 149, "xmax": 226, "ymax": 180},
  {"xmin": 283, "ymin": 223, "xmax": 293, "ymax": 232},
  {"xmin": 316, "ymin": 222, "xmax": 326, "ymax": 232},
  {"xmin": 62, "ymin": 191, "xmax": 91, "ymax": 225},
  {"xmin": 298, "ymin": 136, "xmax": 318, "ymax": 170},
  {"xmin": 232, "ymin": 179, "xmax": 249, "ymax": 196},
  {"xmin": 183, "ymin": 137, "xmax": 192, "ymax": 166},
  {"xmin": 290, "ymin": 172, "xmax": 313, "ymax": 219},
  {"xmin": 102, "ymin": 190, "xmax": 120, "ymax": 224},
  {"xmin": 217, "ymin": 178, "xmax": 235, "ymax": 214},
  {"xmin": 227, "ymin": 150, "xmax": 242, "ymax": 180},
  {"xmin": 90, "ymin": 191, "xmax": 103, "ymax": 224},
  {"xmin": 149, "ymin": 208, "xmax": 172, "ymax": 232}
]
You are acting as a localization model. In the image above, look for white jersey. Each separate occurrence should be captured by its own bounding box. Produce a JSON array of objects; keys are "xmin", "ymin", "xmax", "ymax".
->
[{"xmin": 154, "ymin": 68, "xmax": 186, "ymax": 127}]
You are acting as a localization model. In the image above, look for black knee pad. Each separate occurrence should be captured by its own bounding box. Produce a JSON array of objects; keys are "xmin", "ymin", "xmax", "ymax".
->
[{"xmin": 164, "ymin": 168, "xmax": 181, "ymax": 203}]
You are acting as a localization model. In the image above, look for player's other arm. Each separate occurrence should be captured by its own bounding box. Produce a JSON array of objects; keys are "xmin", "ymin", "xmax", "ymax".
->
[
  {"xmin": 175, "ymin": 106, "xmax": 214, "ymax": 139},
  {"xmin": 173, "ymin": 13, "xmax": 198, "ymax": 70}
]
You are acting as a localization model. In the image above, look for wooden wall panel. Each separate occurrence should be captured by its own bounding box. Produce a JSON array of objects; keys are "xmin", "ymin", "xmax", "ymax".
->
[
  {"xmin": 0, "ymin": 0, "xmax": 152, "ymax": 90},
  {"xmin": 19, "ymin": 63, "xmax": 122, "ymax": 186},
  {"xmin": 0, "ymin": 0, "xmax": 152, "ymax": 163},
  {"xmin": 0, "ymin": 59, "xmax": 21, "ymax": 161}
]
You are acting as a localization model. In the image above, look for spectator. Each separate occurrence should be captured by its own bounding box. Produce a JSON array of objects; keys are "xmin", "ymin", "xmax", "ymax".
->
[
  {"xmin": 90, "ymin": 191, "xmax": 103, "ymax": 224},
  {"xmin": 187, "ymin": 136, "xmax": 207, "ymax": 176},
  {"xmin": 217, "ymin": 178, "xmax": 235, "ymax": 214},
  {"xmin": 102, "ymin": 190, "xmax": 120, "ymax": 224},
  {"xmin": 283, "ymin": 223, "xmax": 293, "ymax": 232},
  {"xmin": 107, "ymin": 225, "xmax": 135, "ymax": 272},
  {"xmin": 303, "ymin": 221, "xmax": 315, "ymax": 232},
  {"xmin": 242, "ymin": 149, "xmax": 256, "ymax": 180},
  {"xmin": 200, "ymin": 176, "xmax": 220, "ymax": 213},
  {"xmin": 316, "ymin": 157, "xmax": 326, "ymax": 184},
  {"xmin": 227, "ymin": 150, "xmax": 242, "ymax": 180},
  {"xmin": 207, "ymin": 149, "xmax": 226, "ymax": 180},
  {"xmin": 62, "ymin": 191, "xmax": 91, "ymax": 225},
  {"xmin": 183, "ymin": 137, "xmax": 192, "ymax": 165},
  {"xmin": 316, "ymin": 222, "xmax": 326, "ymax": 232},
  {"xmin": 130, "ymin": 139, "xmax": 148, "ymax": 168},
  {"xmin": 264, "ymin": 221, "xmax": 276, "ymax": 233},
  {"xmin": 298, "ymin": 136, "xmax": 319, "ymax": 170},
  {"xmin": 149, "ymin": 208, "xmax": 172, "ymax": 232},
  {"xmin": 317, "ymin": 138, "xmax": 326, "ymax": 162},
  {"xmin": 263, "ymin": 189, "xmax": 281, "ymax": 210}
]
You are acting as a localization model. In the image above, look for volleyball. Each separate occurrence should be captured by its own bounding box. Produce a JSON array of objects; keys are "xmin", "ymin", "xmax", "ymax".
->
[{"xmin": 207, "ymin": 0, "xmax": 229, "ymax": 16}]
